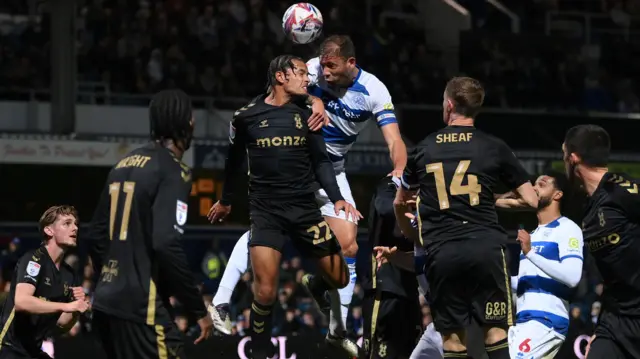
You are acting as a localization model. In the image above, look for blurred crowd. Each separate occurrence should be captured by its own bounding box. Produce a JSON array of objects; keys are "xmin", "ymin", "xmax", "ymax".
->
[
  {"xmin": 0, "ymin": 0, "xmax": 639, "ymax": 111},
  {"xmin": 0, "ymin": 234, "xmax": 608, "ymax": 343}
]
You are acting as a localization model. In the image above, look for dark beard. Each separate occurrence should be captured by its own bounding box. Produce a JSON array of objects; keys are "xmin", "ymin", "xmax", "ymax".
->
[{"xmin": 537, "ymin": 196, "xmax": 552, "ymax": 211}]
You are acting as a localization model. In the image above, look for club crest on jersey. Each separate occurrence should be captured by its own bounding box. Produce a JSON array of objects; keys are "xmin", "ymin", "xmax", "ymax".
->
[
  {"xmin": 176, "ymin": 200, "xmax": 188, "ymax": 226},
  {"xmin": 27, "ymin": 261, "xmax": 41, "ymax": 277},
  {"xmin": 294, "ymin": 114, "xmax": 303, "ymax": 129},
  {"xmin": 352, "ymin": 93, "xmax": 366, "ymax": 107}
]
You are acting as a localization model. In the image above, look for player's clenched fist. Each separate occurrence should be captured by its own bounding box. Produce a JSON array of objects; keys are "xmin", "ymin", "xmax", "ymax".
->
[
  {"xmin": 208, "ymin": 201, "xmax": 232, "ymax": 223},
  {"xmin": 334, "ymin": 200, "xmax": 363, "ymax": 222},
  {"xmin": 64, "ymin": 299, "xmax": 90, "ymax": 314},
  {"xmin": 71, "ymin": 287, "xmax": 85, "ymax": 302},
  {"xmin": 517, "ymin": 229, "xmax": 532, "ymax": 255}
]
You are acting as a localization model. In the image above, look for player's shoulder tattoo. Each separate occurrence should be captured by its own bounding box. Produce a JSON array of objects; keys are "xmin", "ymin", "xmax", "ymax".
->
[{"xmin": 608, "ymin": 173, "xmax": 639, "ymax": 195}]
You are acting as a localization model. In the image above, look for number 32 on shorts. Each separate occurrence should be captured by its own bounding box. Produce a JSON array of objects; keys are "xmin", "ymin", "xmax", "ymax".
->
[{"xmin": 307, "ymin": 221, "xmax": 333, "ymax": 245}]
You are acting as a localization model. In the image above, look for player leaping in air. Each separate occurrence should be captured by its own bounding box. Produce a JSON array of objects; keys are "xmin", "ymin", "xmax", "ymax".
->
[
  {"xmin": 208, "ymin": 54, "xmax": 362, "ymax": 359},
  {"xmin": 207, "ymin": 34, "xmax": 407, "ymax": 351}
]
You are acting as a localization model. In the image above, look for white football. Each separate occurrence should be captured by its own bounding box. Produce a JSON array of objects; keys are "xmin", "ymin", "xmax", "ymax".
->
[{"xmin": 282, "ymin": 3, "xmax": 324, "ymax": 44}]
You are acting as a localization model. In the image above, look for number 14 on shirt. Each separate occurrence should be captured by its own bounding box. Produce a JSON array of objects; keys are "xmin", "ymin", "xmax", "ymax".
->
[{"xmin": 427, "ymin": 160, "xmax": 482, "ymax": 210}]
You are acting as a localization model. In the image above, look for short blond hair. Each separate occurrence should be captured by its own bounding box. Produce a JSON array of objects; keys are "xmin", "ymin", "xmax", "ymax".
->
[{"xmin": 39, "ymin": 205, "xmax": 78, "ymax": 241}]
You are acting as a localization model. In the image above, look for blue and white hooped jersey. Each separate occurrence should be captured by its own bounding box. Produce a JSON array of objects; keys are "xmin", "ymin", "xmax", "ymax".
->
[
  {"xmin": 306, "ymin": 57, "xmax": 397, "ymax": 172},
  {"xmin": 515, "ymin": 217, "xmax": 583, "ymax": 336}
]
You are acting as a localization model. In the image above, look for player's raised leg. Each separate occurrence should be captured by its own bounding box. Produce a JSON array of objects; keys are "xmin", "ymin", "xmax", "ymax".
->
[
  {"xmin": 209, "ymin": 230, "xmax": 251, "ymax": 334},
  {"xmin": 296, "ymin": 212, "xmax": 360, "ymax": 357},
  {"xmin": 248, "ymin": 243, "xmax": 281, "ymax": 359}
]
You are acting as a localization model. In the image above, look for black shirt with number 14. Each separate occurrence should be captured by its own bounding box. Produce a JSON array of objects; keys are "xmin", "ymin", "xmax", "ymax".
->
[
  {"xmin": 581, "ymin": 172, "xmax": 640, "ymax": 316},
  {"xmin": 401, "ymin": 126, "xmax": 530, "ymax": 252}
]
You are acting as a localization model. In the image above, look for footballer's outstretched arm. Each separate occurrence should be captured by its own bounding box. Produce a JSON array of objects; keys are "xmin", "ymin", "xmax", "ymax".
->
[
  {"xmin": 152, "ymin": 168, "xmax": 207, "ymax": 320},
  {"xmin": 308, "ymin": 129, "xmax": 344, "ymax": 203},
  {"xmin": 497, "ymin": 141, "xmax": 539, "ymax": 209},
  {"xmin": 371, "ymin": 85, "xmax": 406, "ymax": 177},
  {"xmin": 220, "ymin": 117, "xmax": 247, "ymax": 206},
  {"xmin": 381, "ymin": 123, "xmax": 407, "ymax": 177}
]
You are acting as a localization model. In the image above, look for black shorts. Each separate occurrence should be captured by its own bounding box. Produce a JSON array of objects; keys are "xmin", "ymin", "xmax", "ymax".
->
[
  {"xmin": 425, "ymin": 239, "xmax": 513, "ymax": 332},
  {"xmin": 248, "ymin": 195, "xmax": 341, "ymax": 259},
  {"xmin": 93, "ymin": 310, "xmax": 186, "ymax": 359},
  {"xmin": 362, "ymin": 290, "xmax": 422, "ymax": 359},
  {"xmin": 589, "ymin": 310, "xmax": 640, "ymax": 359}
]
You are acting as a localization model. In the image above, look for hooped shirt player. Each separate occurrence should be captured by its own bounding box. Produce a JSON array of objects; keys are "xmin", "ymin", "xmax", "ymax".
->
[
  {"xmin": 509, "ymin": 217, "xmax": 584, "ymax": 359},
  {"xmin": 305, "ymin": 57, "xmax": 398, "ymax": 221}
]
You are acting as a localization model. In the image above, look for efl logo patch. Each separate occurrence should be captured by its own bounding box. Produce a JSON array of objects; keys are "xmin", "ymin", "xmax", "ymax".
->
[
  {"xmin": 176, "ymin": 200, "xmax": 188, "ymax": 226},
  {"xmin": 27, "ymin": 261, "xmax": 41, "ymax": 277}
]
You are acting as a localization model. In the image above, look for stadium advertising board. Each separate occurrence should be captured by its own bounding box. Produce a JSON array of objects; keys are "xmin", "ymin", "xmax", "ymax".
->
[
  {"xmin": 0, "ymin": 138, "xmax": 194, "ymax": 167},
  {"xmin": 51, "ymin": 331, "xmax": 590, "ymax": 359},
  {"xmin": 0, "ymin": 138, "xmax": 134, "ymax": 166}
]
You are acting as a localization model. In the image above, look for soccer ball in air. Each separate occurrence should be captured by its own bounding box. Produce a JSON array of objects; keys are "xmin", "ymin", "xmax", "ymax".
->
[{"xmin": 282, "ymin": 3, "xmax": 324, "ymax": 44}]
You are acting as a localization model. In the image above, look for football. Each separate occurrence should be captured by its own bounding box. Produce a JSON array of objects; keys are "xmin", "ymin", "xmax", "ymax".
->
[{"xmin": 282, "ymin": 3, "xmax": 323, "ymax": 44}]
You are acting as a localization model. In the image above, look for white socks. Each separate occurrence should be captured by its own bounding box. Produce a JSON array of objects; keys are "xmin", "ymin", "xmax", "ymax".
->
[{"xmin": 212, "ymin": 231, "xmax": 250, "ymax": 306}]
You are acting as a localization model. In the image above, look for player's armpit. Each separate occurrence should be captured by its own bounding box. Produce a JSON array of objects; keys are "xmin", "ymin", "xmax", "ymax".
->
[
  {"xmin": 220, "ymin": 117, "xmax": 247, "ymax": 205},
  {"xmin": 15, "ymin": 283, "xmax": 66, "ymax": 314},
  {"xmin": 87, "ymin": 183, "xmax": 111, "ymax": 280},
  {"xmin": 152, "ymin": 171, "xmax": 207, "ymax": 319},
  {"xmin": 308, "ymin": 130, "xmax": 344, "ymax": 203}
]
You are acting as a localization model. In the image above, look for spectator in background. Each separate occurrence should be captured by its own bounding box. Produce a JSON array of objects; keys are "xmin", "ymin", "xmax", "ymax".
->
[
  {"xmin": 0, "ymin": 238, "xmax": 20, "ymax": 284},
  {"xmin": 201, "ymin": 240, "xmax": 228, "ymax": 294},
  {"xmin": 590, "ymin": 301, "xmax": 601, "ymax": 330}
]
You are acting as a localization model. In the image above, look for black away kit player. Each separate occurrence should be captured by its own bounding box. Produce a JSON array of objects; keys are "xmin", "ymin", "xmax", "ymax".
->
[{"xmin": 87, "ymin": 89, "xmax": 213, "ymax": 359}]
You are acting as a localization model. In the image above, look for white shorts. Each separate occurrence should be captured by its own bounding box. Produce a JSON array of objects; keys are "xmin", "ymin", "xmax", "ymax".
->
[
  {"xmin": 410, "ymin": 323, "xmax": 443, "ymax": 359},
  {"xmin": 315, "ymin": 171, "xmax": 358, "ymax": 223},
  {"xmin": 508, "ymin": 320, "xmax": 565, "ymax": 359}
]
